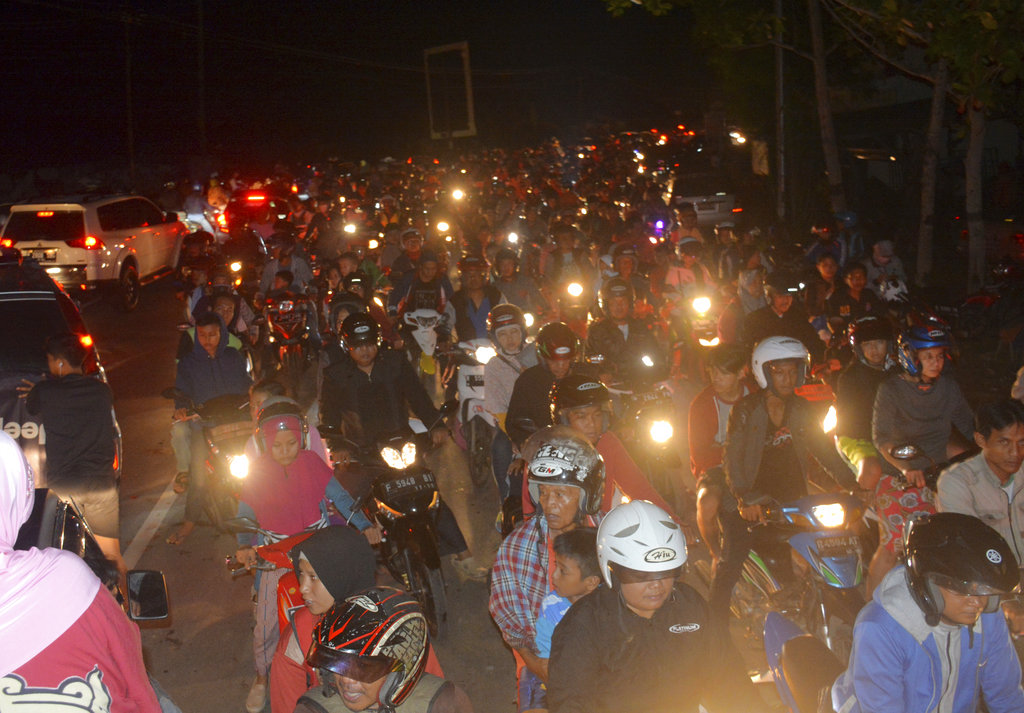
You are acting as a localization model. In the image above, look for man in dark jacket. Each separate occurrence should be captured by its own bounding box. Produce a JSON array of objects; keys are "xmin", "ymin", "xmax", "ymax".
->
[
  {"xmin": 319, "ymin": 313, "xmax": 486, "ymax": 579},
  {"xmin": 449, "ymin": 253, "xmax": 505, "ymax": 343},
  {"xmin": 585, "ymin": 277, "xmax": 664, "ymax": 384},
  {"xmin": 168, "ymin": 311, "xmax": 252, "ymax": 544},
  {"xmin": 742, "ymin": 270, "xmax": 823, "ymax": 361},
  {"xmin": 709, "ymin": 336, "xmax": 856, "ymax": 629},
  {"xmin": 506, "ymin": 322, "xmax": 579, "ymax": 447}
]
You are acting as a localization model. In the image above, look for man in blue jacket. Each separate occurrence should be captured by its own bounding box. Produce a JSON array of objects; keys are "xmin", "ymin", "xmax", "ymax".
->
[
  {"xmin": 831, "ymin": 512, "xmax": 1024, "ymax": 713},
  {"xmin": 168, "ymin": 311, "xmax": 251, "ymax": 543}
]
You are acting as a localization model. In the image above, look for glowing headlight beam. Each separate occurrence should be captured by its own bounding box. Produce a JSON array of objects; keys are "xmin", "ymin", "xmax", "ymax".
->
[
  {"xmin": 649, "ymin": 420, "xmax": 674, "ymax": 444},
  {"xmin": 812, "ymin": 503, "xmax": 846, "ymax": 528}
]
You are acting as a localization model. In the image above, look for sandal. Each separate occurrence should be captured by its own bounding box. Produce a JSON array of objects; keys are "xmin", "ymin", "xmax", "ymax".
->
[
  {"xmin": 172, "ymin": 472, "xmax": 190, "ymax": 495},
  {"xmin": 166, "ymin": 522, "xmax": 195, "ymax": 545}
]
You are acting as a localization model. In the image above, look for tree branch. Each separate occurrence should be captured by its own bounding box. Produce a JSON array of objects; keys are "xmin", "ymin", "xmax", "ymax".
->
[{"xmin": 825, "ymin": 0, "xmax": 931, "ymax": 45}]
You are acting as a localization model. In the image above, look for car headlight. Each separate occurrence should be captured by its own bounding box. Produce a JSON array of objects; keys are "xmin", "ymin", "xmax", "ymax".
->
[
  {"xmin": 567, "ymin": 282, "xmax": 583, "ymax": 297},
  {"xmin": 822, "ymin": 405, "xmax": 838, "ymax": 434},
  {"xmin": 692, "ymin": 296, "xmax": 711, "ymax": 314},
  {"xmin": 230, "ymin": 261, "xmax": 243, "ymax": 272},
  {"xmin": 381, "ymin": 442, "xmax": 417, "ymax": 470},
  {"xmin": 474, "ymin": 346, "xmax": 496, "ymax": 364},
  {"xmin": 649, "ymin": 419, "xmax": 673, "ymax": 444},
  {"xmin": 229, "ymin": 454, "xmax": 249, "ymax": 479},
  {"xmin": 812, "ymin": 503, "xmax": 846, "ymax": 528}
]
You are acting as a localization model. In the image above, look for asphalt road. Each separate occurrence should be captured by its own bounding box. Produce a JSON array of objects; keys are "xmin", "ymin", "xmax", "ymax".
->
[{"xmin": 79, "ymin": 280, "xmax": 514, "ymax": 713}]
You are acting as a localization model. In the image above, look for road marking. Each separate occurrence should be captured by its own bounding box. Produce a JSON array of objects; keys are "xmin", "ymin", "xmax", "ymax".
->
[{"xmin": 123, "ymin": 478, "xmax": 179, "ymax": 569}]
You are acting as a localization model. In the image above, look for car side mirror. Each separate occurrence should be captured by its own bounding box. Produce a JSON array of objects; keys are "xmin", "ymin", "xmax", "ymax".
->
[{"xmin": 126, "ymin": 570, "xmax": 169, "ymax": 621}]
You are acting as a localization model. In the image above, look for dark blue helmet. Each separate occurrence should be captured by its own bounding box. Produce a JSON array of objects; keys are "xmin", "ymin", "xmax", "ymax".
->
[{"xmin": 896, "ymin": 322, "xmax": 951, "ymax": 376}]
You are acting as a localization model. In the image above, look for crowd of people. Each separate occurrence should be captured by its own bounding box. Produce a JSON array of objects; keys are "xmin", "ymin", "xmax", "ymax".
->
[{"xmin": 4, "ymin": 133, "xmax": 1024, "ymax": 713}]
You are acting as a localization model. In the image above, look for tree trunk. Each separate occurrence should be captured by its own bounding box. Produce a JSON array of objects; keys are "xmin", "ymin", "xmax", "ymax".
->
[
  {"xmin": 965, "ymin": 103, "xmax": 986, "ymax": 292},
  {"xmin": 807, "ymin": 0, "xmax": 846, "ymax": 213},
  {"xmin": 915, "ymin": 61, "xmax": 948, "ymax": 286}
]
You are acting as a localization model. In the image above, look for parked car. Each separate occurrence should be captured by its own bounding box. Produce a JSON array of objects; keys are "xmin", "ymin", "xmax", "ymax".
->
[
  {"xmin": 0, "ymin": 248, "xmax": 122, "ymax": 487},
  {"xmin": 0, "ymin": 194, "xmax": 186, "ymax": 310}
]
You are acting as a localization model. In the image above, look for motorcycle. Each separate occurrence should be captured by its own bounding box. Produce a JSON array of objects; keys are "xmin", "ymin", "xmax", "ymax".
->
[
  {"xmin": 763, "ymin": 611, "xmax": 845, "ymax": 713},
  {"xmin": 161, "ymin": 388, "xmax": 252, "ymax": 532},
  {"xmin": 224, "ymin": 520, "xmax": 316, "ymax": 634},
  {"xmin": 402, "ymin": 308, "xmax": 447, "ymax": 379},
  {"xmin": 702, "ymin": 492, "xmax": 866, "ymax": 662},
  {"xmin": 261, "ymin": 290, "xmax": 316, "ymax": 390},
  {"xmin": 667, "ymin": 291, "xmax": 719, "ymax": 381},
  {"xmin": 442, "ymin": 338, "xmax": 497, "ymax": 488},
  {"xmin": 321, "ymin": 410, "xmax": 454, "ymax": 638}
]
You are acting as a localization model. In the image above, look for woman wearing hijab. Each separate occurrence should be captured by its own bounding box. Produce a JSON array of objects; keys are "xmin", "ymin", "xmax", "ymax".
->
[
  {"xmin": 0, "ymin": 432, "xmax": 160, "ymax": 711},
  {"xmin": 235, "ymin": 408, "xmax": 380, "ymax": 713}
]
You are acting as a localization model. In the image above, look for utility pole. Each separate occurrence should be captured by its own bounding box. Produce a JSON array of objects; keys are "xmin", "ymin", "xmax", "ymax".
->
[
  {"xmin": 774, "ymin": 0, "xmax": 785, "ymax": 222},
  {"xmin": 197, "ymin": 0, "xmax": 207, "ymax": 157},
  {"xmin": 123, "ymin": 5, "xmax": 136, "ymax": 190}
]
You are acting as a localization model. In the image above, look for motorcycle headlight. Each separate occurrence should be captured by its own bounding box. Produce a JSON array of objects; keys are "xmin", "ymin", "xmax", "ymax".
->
[
  {"xmin": 381, "ymin": 442, "xmax": 417, "ymax": 470},
  {"xmin": 691, "ymin": 296, "xmax": 711, "ymax": 314},
  {"xmin": 508, "ymin": 231, "xmax": 519, "ymax": 244},
  {"xmin": 373, "ymin": 296, "xmax": 384, "ymax": 308},
  {"xmin": 649, "ymin": 419, "xmax": 673, "ymax": 444},
  {"xmin": 368, "ymin": 239, "xmax": 379, "ymax": 250},
  {"xmin": 698, "ymin": 336, "xmax": 720, "ymax": 347},
  {"xmin": 523, "ymin": 312, "xmax": 535, "ymax": 328},
  {"xmin": 641, "ymin": 354, "xmax": 655, "ymax": 367},
  {"xmin": 344, "ymin": 223, "xmax": 357, "ymax": 234},
  {"xmin": 452, "ymin": 189, "xmax": 465, "ymax": 201},
  {"xmin": 230, "ymin": 261, "xmax": 243, "ymax": 272},
  {"xmin": 812, "ymin": 503, "xmax": 846, "ymax": 528},
  {"xmin": 474, "ymin": 345, "xmax": 497, "ymax": 364},
  {"xmin": 822, "ymin": 405, "xmax": 838, "ymax": 434},
  {"xmin": 436, "ymin": 221, "xmax": 450, "ymax": 233},
  {"xmin": 229, "ymin": 454, "xmax": 249, "ymax": 479},
  {"xmin": 567, "ymin": 282, "xmax": 584, "ymax": 298},
  {"xmin": 278, "ymin": 300, "xmax": 294, "ymax": 313}
]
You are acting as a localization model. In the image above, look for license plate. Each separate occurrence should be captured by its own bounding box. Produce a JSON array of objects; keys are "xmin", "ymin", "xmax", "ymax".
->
[
  {"xmin": 27, "ymin": 249, "xmax": 57, "ymax": 262},
  {"xmin": 382, "ymin": 471, "xmax": 435, "ymax": 496},
  {"xmin": 816, "ymin": 535, "xmax": 860, "ymax": 558}
]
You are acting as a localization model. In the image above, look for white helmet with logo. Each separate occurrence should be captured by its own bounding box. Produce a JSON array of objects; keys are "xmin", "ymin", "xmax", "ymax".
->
[
  {"xmin": 596, "ymin": 500, "xmax": 687, "ymax": 586},
  {"xmin": 750, "ymin": 336, "xmax": 810, "ymax": 390}
]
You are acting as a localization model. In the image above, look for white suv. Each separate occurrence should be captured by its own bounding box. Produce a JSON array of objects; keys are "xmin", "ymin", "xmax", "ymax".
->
[{"xmin": 0, "ymin": 194, "xmax": 186, "ymax": 310}]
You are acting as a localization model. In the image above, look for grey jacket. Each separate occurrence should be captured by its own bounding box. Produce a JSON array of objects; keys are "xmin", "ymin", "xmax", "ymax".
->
[
  {"xmin": 723, "ymin": 390, "xmax": 856, "ymax": 508},
  {"xmin": 937, "ymin": 452, "xmax": 1024, "ymax": 565}
]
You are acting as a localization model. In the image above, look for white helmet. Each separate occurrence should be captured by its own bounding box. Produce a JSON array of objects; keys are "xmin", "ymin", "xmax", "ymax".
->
[
  {"xmin": 750, "ymin": 336, "xmax": 810, "ymax": 390},
  {"xmin": 596, "ymin": 500, "xmax": 687, "ymax": 587}
]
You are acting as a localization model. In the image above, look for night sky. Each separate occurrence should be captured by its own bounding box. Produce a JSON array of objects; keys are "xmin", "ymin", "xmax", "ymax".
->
[{"xmin": 0, "ymin": 0, "xmax": 704, "ymax": 171}]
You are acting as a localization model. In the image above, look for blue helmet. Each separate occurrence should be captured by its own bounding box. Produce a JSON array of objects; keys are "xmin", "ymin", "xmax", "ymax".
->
[{"xmin": 896, "ymin": 322, "xmax": 951, "ymax": 376}]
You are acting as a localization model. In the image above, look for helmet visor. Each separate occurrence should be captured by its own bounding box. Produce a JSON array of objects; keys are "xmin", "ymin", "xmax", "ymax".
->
[
  {"xmin": 308, "ymin": 648, "xmax": 396, "ymax": 683},
  {"xmin": 929, "ymin": 572, "xmax": 1017, "ymax": 598}
]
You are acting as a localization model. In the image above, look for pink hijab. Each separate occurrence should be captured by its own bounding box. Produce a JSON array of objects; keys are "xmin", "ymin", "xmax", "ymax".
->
[{"xmin": 0, "ymin": 432, "xmax": 99, "ymax": 675}]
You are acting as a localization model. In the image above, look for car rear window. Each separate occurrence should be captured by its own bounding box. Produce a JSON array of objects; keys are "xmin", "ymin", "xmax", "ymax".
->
[
  {"xmin": 0, "ymin": 297, "xmax": 76, "ymax": 373},
  {"xmin": 3, "ymin": 210, "xmax": 86, "ymax": 244}
]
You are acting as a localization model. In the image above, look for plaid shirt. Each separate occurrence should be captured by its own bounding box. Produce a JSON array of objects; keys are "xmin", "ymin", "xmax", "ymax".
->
[{"xmin": 489, "ymin": 514, "xmax": 550, "ymax": 652}]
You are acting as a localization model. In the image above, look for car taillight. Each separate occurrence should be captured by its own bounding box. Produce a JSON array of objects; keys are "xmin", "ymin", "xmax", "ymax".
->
[
  {"xmin": 0, "ymin": 238, "xmax": 12, "ymax": 248},
  {"xmin": 79, "ymin": 334, "xmax": 94, "ymax": 348},
  {"xmin": 732, "ymin": 207, "xmax": 743, "ymax": 213},
  {"xmin": 216, "ymin": 213, "xmax": 228, "ymax": 232},
  {"xmin": 66, "ymin": 235, "xmax": 104, "ymax": 250},
  {"xmin": 246, "ymin": 193, "xmax": 266, "ymax": 203}
]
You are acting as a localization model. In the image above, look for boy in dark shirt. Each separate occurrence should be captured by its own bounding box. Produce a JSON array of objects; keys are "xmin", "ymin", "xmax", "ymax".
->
[{"xmin": 24, "ymin": 333, "xmax": 121, "ymax": 571}]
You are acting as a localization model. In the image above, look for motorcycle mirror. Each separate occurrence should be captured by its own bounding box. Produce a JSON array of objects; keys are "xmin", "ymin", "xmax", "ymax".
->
[
  {"xmin": 890, "ymin": 444, "xmax": 921, "ymax": 460},
  {"xmin": 511, "ymin": 417, "xmax": 539, "ymax": 436},
  {"xmin": 440, "ymin": 399, "xmax": 458, "ymax": 416},
  {"xmin": 222, "ymin": 516, "xmax": 261, "ymax": 534},
  {"xmin": 125, "ymin": 570, "xmax": 169, "ymax": 621}
]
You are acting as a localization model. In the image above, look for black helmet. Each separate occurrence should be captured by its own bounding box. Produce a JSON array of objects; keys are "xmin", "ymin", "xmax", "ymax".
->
[
  {"xmin": 905, "ymin": 513, "xmax": 1018, "ymax": 626},
  {"xmin": 487, "ymin": 304, "xmax": 527, "ymax": 343},
  {"xmin": 550, "ymin": 373, "xmax": 611, "ymax": 425},
  {"xmin": 526, "ymin": 426, "xmax": 606, "ymax": 515},
  {"xmin": 536, "ymin": 322, "xmax": 579, "ymax": 361},
  {"xmin": 342, "ymin": 269, "xmax": 372, "ymax": 295},
  {"xmin": 495, "ymin": 247, "xmax": 518, "ymax": 266},
  {"xmin": 598, "ymin": 277, "xmax": 634, "ymax": 313},
  {"xmin": 848, "ymin": 316, "xmax": 893, "ymax": 366},
  {"xmin": 457, "ymin": 253, "xmax": 489, "ymax": 272},
  {"xmin": 307, "ymin": 587, "xmax": 428, "ymax": 707},
  {"xmin": 329, "ymin": 292, "xmax": 367, "ymax": 331},
  {"xmin": 764, "ymin": 270, "xmax": 801, "ymax": 297},
  {"xmin": 340, "ymin": 312, "xmax": 381, "ymax": 352}
]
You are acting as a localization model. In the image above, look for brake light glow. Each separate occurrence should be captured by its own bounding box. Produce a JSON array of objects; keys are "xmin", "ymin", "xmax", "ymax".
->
[
  {"xmin": 246, "ymin": 193, "xmax": 266, "ymax": 203},
  {"xmin": 0, "ymin": 238, "xmax": 12, "ymax": 248},
  {"xmin": 79, "ymin": 334, "xmax": 94, "ymax": 348},
  {"xmin": 66, "ymin": 235, "xmax": 104, "ymax": 250},
  {"xmin": 36, "ymin": 211, "xmax": 54, "ymax": 217},
  {"xmin": 216, "ymin": 213, "xmax": 228, "ymax": 231},
  {"xmin": 732, "ymin": 207, "xmax": 743, "ymax": 213}
]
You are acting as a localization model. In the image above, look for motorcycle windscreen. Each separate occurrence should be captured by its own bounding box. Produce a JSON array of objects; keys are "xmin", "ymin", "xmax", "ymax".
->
[{"xmin": 790, "ymin": 530, "xmax": 864, "ymax": 588}]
